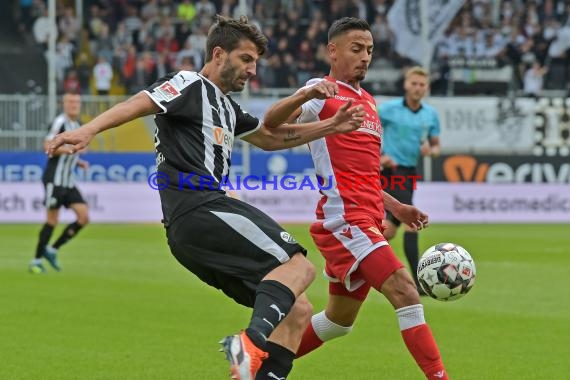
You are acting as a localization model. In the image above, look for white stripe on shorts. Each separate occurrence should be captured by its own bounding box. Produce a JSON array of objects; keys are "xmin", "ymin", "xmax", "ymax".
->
[{"xmin": 210, "ymin": 211, "xmax": 290, "ymax": 263}]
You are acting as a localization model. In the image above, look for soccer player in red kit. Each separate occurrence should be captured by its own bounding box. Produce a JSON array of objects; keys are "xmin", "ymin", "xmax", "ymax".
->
[{"xmin": 263, "ymin": 17, "xmax": 449, "ymax": 379}]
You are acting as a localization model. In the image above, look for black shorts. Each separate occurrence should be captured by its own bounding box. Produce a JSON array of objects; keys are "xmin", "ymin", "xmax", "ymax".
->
[
  {"xmin": 382, "ymin": 166, "xmax": 416, "ymax": 227},
  {"xmin": 43, "ymin": 183, "xmax": 86, "ymax": 210},
  {"xmin": 164, "ymin": 191, "xmax": 307, "ymax": 307}
]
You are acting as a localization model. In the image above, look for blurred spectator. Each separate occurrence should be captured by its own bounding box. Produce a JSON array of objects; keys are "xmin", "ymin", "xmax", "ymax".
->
[
  {"xmin": 62, "ymin": 69, "xmax": 81, "ymax": 94},
  {"xmin": 58, "ymin": 7, "xmax": 80, "ymax": 45},
  {"xmin": 93, "ymin": 55, "xmax": 113, "ymax": 95},
  {"xmin": 177, "ymin": 0, "xmax": 197, "ymax": 25},
  {"xmin": 523, "ymin": 62, "xmax": 548, "ymax": 97},
  {"xmin": 33, "ymin": 6, "xmax": 55, "ymax": 51},
  {"xmin": 76, "ymin": 53, "xmax": 91, "ymax": 95},
  {"xmin": 176, "ymin": 40, "xmax": 203, "ymax": 70}
]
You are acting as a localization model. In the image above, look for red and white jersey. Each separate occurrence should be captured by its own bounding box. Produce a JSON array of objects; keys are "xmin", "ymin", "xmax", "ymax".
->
[{"xmin": 298, "ymin": 76, "xmax": 384, "ymax": 221}]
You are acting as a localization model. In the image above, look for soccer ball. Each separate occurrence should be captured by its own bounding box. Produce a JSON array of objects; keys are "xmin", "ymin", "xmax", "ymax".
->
[{"xmin": 417, "ymin": 243, "xmax": 476, "ymax": 301}]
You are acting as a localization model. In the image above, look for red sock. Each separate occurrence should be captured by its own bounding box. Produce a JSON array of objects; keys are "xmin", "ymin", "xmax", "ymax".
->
[
  {"xmin": 401, "ymin": 324, "xmax": 448, "ymax": 379},
  {"xmin": 295, "ymin": 323, "xmax": 323, "ymax": 358}
]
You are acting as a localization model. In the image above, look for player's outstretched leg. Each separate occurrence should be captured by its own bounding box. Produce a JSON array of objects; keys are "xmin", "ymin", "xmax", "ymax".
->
[{"xmin": 221, "ymin": 254, "xmax": 315, "ymax": 379}]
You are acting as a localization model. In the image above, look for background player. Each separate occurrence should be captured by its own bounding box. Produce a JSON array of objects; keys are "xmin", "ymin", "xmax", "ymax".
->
[
  {"xmin": 47, "ymin": 16, "xmax": 365, "ymax": 380},
  {"xmin": 262, "ymin": 18, "xmax": 449, "ymax": 379},
  {"xmin": 379, "ymin": 66, "xmax": 441, "ymax": 293},
  {"xmin": 29, "ymin": 93, "xmax": 89, "ymax": 274}
]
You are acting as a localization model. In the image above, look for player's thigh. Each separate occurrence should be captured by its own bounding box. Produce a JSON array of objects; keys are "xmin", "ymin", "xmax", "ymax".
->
[
  {"xmin": 325, "ymin": 292, "xmax": 368, "ymax": 327},
  {"xmin": 167, "ymin": 196, "xmax": 306, "ymax": 304}
]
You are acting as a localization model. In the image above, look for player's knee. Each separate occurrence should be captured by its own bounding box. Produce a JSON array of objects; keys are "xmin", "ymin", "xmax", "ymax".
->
[
  {"xmin": 295, "ymin": 254, "xmax": 316, "ymax": 288},
  {"xmin": 289, "ymin": 294, "xmax": 313, "ymax": 328},
  {"xmin": 78, "ymin": 214, "xmax": 89, "ymax": 225}
]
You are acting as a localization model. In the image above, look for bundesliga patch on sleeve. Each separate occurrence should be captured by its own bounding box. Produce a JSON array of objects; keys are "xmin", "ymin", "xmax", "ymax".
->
[{"xmin": 153, "ymin": 81, "xmax": 181, "ymax": 102}]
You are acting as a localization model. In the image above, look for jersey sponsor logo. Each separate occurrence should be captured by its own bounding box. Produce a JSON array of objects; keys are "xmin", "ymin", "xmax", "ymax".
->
[
  {"xmin": 357, "ymin": 119, "xmax": 382, "ymax": 137},
  {"xmin": 334, "ymin": 95, "xmax": 355, "ymax": 101},
  {"xmin": 280, "ymin": 231, "xmax": 297, "ymax": 244},
  {"xmin": 156, "ymin": 82, "xmax": 181, "ymax": 102},
  {"xmin": 213, "ymin": 127, "xmax": 234, "ymax": 147}
]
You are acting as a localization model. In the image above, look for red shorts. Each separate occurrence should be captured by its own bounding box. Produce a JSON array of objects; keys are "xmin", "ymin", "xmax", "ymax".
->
[{"xmin": 310, "ymin": 214, "xmax": 404, "ymax": 300}]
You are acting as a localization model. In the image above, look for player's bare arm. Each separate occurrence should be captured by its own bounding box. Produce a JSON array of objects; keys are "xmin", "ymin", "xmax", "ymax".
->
[
  {"xmin": 47, "ymin": 92, "xmax": 160, "ymax": 156},
  {"xmin": 243, "ymin": 100, "xmax": 364, "ymax": 151},
  {"xmin": 383, "ymin": 191, "xmax": 429, "ymax": 231},
  {"xmin": 263, "ymin": 80, "xmax": 339, "ymax": 127}
]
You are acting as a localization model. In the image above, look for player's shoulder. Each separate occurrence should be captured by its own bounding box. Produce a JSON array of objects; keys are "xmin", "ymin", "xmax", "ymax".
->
[
  {"xmin": 304, "ymin": 77, "xmax": 326, "ymax": 87},
  {"xmin": 383, "ymin": 98, "xmax": 404, "ymax": 107}
]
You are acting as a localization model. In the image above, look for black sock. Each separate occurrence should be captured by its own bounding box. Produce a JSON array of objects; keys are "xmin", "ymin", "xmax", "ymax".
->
[
  {"xmin": 246, "ymin": 280, "xmax": 295, "ymax": 349},
  {"xmin": 403, "ymin": 231, "xmax": 419, "ymax": 284},
  {"xmin": 35, "ymin": 224, "xmax": 54, "ymax": 259},
  {"xmin": 52, "ymin": 222, "xmax": 83, "ymax": 249},
  {"xmin": 255, "ymin": 341, "xmax": 295, "ymax": 380}
]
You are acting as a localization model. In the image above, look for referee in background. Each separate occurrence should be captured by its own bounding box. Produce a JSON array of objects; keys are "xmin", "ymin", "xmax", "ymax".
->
[{"xmin": 379, "ymin": 66, "xmax": 441, "ymax": 294}]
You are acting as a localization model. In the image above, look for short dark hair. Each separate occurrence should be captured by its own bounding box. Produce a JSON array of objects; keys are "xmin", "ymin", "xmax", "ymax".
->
[
  {"xmin": 328, "ymin": 17, "xmax": 371, "ymax": 42},
  {"xmin": 205, "ymin": 15, "xmax": 268, "ymax": 62}
]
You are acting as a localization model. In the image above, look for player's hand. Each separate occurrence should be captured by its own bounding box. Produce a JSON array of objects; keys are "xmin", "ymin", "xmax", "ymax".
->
[
  {"xmin": 381, "ymin": 154, "xmax": 396, "ymax": 169},
  {"xmin": 420, "ymin": 141, "xmax": 431, "ymax": 156},
  {"xmin": 331, "ymin": 100, "xmax": 365, "ymax": 133},
  {"xmin": 304, "ymin": 81, "xmax": 339, "ymax": 100},
  {"xmin": 47, "ymin": 128, "xmax": 95, "ymax": 157},
  {"xmin": 393, "ymin": 204, "xmax": 429, "ymax": 231},
  {"xmin": 77, "ymin": 159, "xmax": 89, "ymax": 170}
]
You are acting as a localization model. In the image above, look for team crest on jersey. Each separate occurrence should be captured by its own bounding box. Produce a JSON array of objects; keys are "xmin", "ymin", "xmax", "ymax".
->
[
  {"xmin": 155, "ymin": 82, "xmax": 181, "ymax": 102},
  {"xmin": 280, "ymin": 231, "xmax": 297, "ymax": 244}
]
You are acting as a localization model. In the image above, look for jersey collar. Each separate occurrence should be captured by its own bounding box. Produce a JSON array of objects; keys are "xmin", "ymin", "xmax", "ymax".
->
[
  {"xmin": 403, "ymin": 98, "xmax": 423, "ymax": 113},
  {"xmin": 325, "ymin": 76, "xmax": 362, "ymax": 96}
]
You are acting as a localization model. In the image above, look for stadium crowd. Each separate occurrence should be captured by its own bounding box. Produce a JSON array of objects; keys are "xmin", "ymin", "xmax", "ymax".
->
[{"xmin": 17, "ymin": 0, "xmax": 570, "ymax": 95}]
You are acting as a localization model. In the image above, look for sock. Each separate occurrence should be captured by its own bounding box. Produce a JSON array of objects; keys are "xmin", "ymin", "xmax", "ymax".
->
[
  {"xmin": 52, "ymin": 222, "xmax": 83, "ymax": 249},
  {"xmin": 296, "ymin": 323, "xmax": 323, "ymax": 358},
  {"xmin": 403, "ymin": 232, "xmax": 419, "ymax": 284},
  {"xmin": 246, "ymin": 280, "xmax": 295, "ymax": 349},
  {"xmin": 35, "ymin": 224, "xmax": 54, "ymax": 259},
  {"xmin": 296, "ymin": 310, "xmax": 352, "ymax": 358},
  {"xmin": 255, "ymin": 341, "xmax": 295, "ymax": 380},
  {"xmin": 397, "ymin": 305, "xmax": 447, "ymax": 379}
]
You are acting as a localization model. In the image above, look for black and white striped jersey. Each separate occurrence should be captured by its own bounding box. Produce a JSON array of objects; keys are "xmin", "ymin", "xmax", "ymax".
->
[
  {"xmin": 144, "ymin": 71, "xmax": 261, "ymax": 189},
  {"xmin": 42, "ymin": 114, "xmax": 81, "ymax": 187}
]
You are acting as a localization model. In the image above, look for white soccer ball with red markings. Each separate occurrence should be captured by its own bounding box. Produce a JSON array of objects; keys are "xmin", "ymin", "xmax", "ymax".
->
[{"xmin": 417, "ymin": 243, "xmax": 476, "ymax": 301}]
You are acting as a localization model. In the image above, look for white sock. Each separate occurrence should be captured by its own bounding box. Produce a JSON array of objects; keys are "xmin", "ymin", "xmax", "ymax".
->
[
  {"xmin": 395, "ymin": 304, "xmax": 425, "ymax": 331},
  {"xmin": 311, "ymin": 311, "xmax": 353, "ymax": 341}
]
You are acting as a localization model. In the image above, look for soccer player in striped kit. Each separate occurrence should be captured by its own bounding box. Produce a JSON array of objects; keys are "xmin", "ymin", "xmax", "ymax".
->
[
  {"xmin": 29, "ymin": 93, "xmax": 89, "ymax": 273},
  {"xmin": 263, "ymin": 18, "xmax": 449, "ymax": 379}
]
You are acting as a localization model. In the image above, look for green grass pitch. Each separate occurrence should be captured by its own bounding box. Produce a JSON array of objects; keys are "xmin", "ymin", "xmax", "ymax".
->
[{"xmin": 1, "ymin": 223, "xmax": 569, "ymax": 379}]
